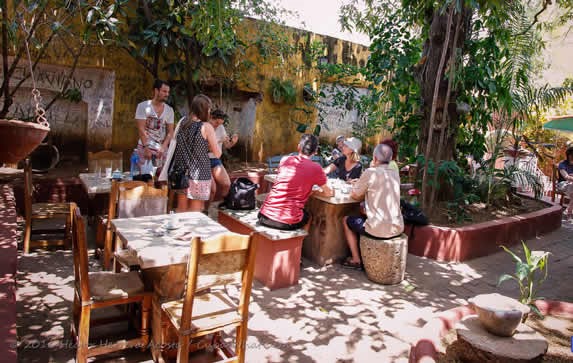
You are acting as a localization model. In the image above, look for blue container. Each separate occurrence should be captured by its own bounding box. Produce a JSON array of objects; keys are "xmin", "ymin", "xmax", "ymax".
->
[{"xmin": 130, "ymin": 149, "xmax": 140, "ymax": 177}]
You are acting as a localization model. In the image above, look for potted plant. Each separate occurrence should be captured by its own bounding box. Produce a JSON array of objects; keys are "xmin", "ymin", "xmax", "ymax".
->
[
  {"xmin": 0, "ymin": 1, "xmax": 122, "ymax": 164},
  {"xmin": 498, "ymin": 241, "xmax": 550, "ymax": 321},
  {"xmin": 269, "ymin": 78, "xmax": 297, "ymax": 105}
]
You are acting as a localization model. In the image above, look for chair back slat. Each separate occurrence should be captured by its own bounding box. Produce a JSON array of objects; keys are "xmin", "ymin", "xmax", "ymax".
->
[
  {"xmin": 108, "ymin": 180, "xmax": 168, "ymax": 219},
  {"xmin": 88, "ymin": 150, "xmax": 123, "ymax": 173},
  {"xmin": 196, "ymin": 251, "xmax": 246, "ymax": 288},
  {"xmin": 179, "ymin": 232, "xmax": 257, "ymax": 333},
  {"xmin": 267, "ymin": 155, "xmax": 284, "ymax": 173},
  {"xmin": 72, "ymin": 207, "xmax": 91, "ymax": 303}
]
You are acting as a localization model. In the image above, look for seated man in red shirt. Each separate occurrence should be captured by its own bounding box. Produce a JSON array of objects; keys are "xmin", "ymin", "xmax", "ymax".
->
[{"xmin": 259, "ymin": 134, "xmax": 333, "ymax": 230}]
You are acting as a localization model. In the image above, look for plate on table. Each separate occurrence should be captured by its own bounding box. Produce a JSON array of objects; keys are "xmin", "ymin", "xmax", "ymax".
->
[{"xmin": 163, "ymin": 222, "xmax": 182, "ymax": 230}]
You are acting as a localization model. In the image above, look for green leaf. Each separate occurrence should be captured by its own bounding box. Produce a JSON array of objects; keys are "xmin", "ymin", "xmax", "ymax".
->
[
  {"xmin": 522, "ymin": 241, "xmax": 531, "ymax": 265},
  {"xmin": 498, "ymin": 274, "xmax": 516, "ymax": 286},
  {"xmin": 500, "ymin": 245, "xmax": 522, "ymax": 263}
]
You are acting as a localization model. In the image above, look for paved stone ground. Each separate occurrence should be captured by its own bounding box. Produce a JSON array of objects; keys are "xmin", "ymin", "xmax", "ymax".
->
[{"xmin": 16, "ymin": 214, "xmax": 573, "ymax": 362}]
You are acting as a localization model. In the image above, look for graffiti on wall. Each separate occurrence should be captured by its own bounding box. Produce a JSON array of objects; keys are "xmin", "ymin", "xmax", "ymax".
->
[
  {"xmin": 318, "ymin": 83, "xmax": 369, "ymax": 141},
  {"xmin": 1, "ymin": 57, "xmax": 115, "ymax": 152}
]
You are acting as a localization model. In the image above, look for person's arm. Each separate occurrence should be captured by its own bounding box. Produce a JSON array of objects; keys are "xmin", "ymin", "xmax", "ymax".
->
[
  {"xmin": 323, "ymin": 157, "xmax": 341, "ymax": 175},
  {"xmin": 160, "ymin": 122, "xmax": 175, "ymax": 157},
  {"xmin": 223, "ymin": 134, "xmax": 239, "ymax": 149},
  {"xmin": 136, "ymin": 119, "xmax": 152, "ymax": 160},
  {"xmin": 203, "ymin": 123, "xmax": 222, "ymax": 158},
  {"xmin": 350, "ymin": 171, "xmax": 368, "ymax": 201},
  {"xmin": 323, "ymin": 164, "xmax": 335, "ymax": 175},
  {"xmin": 559, "ymin": 168, "xmax": 573, "ymax": 181},
  {"xmin": 314, "ymin": 183, "xmax": 334, "ymax": 197}
]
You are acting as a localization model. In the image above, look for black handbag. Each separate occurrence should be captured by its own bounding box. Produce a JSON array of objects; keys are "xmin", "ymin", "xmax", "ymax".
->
[
  {"xmin": 167, "ymin": 119, "xmax": 199, "ymax": 190},
  {"xmin": 222, "ymin": 177, "xmax": 260, "ymax": 210},
  {"xmin": 168, "ymin": 165, "xmax": 189, "ymax": 190}
]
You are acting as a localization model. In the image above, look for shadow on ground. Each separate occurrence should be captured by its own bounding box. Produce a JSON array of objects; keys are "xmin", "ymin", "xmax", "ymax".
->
[{"xmin": 17, "ymin": 217, "xmax": 573, "ymax": 362}]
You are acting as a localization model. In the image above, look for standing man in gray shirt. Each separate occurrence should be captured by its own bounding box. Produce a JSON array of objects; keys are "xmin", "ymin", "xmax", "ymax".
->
[{"xmin": 134, "ymin": 79, "xmax": 175, "ymax": 172}]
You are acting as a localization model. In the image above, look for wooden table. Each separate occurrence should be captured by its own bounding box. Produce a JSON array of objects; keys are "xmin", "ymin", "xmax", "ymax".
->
[
  {"xmin": 304, "ymin": 192, "xmax": 361, "ymax": 266},
  {"xmin": 79, "ymin": 172, "xmax": 131, "ymax": 197},
  {"xmin": 111, "ymin": 212, "xmax": 229, "ymax": 362},
  {"xmin": 264, "ymin": 174, "xmax": 361, "ymax": 265}
]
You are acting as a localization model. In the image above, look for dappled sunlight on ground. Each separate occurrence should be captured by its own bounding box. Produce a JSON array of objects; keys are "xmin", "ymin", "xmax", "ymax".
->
[{"xmin": 16, "ymin": 217, "xmax": 573, "ymax": 362}]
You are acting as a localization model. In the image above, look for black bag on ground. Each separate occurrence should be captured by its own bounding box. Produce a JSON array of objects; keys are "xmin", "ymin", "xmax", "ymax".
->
[
  {"xmin": 223, "ymin": 178, "xmax": 259, "ymax": 210},
  {"xmin": 400, "ymin": 199, "xmax": 429, "ymax": 226}
]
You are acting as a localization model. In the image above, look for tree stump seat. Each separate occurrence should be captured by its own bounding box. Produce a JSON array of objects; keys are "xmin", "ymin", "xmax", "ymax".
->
[{"xmin": 360, "ymin": 233, "xmax": 408, "ymax": 285}]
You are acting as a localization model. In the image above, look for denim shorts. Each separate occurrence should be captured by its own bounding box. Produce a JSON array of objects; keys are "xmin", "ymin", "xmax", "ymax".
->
[
  {"xmin": 346, "ymin": 216, "xmax": 368, "ymax": 235},
  {"xmin": 346, "ymin": 216, "xmax": 398, "ymax": 240},
  {"xmin": 210, "ymin": 158, "xmax": 223, "ymax": 168}
]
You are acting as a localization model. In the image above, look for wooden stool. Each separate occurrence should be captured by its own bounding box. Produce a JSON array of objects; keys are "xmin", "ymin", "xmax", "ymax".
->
[{"xmin": 360, "ymin": 233, "xmax": 408, "ymax": 285}]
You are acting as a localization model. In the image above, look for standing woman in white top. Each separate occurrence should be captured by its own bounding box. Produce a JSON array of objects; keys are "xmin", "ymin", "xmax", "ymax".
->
[
  {"xmin": 208, "ymin": 109, "xmax": 238, "ymax": 200},
  {"xmin": 134, "ymin": 79, "xmax": 175, "ymax": 171}
]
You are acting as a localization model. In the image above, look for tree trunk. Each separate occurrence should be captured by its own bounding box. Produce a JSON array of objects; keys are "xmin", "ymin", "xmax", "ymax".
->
[{"xmin": 417, "ymin": 6, "xmax": 471, "ymax": 209}]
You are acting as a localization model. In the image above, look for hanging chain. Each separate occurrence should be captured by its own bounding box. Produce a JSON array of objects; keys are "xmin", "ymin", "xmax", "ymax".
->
[{"xmin": 23, "ymin": 29, "xmax": 49, "ymax": 128}]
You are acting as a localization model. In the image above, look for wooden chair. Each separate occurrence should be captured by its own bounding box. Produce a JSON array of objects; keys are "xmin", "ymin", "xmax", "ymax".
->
[
  {"xmin": 87, "ymin": 150, "xmax": 123, "ymax": 173},
  {"xmin": 103, "ymin": 180, "xmax": 169, "ymax": 270},
  {"xmin": 22, "ymin": 158, "xmax": 75, "ymax": 254},
  {"xmin": 160, "ymin": 232, "xmax": 258, "ymax": 363},
  {"xmin": 311, "ymin": 155, "xmax": 325, "ymax": 167},
  {"xmin": 552, "ymin": 163, "xmax": 570, "ymax": 206},
  {"xmin": 70, "ymin": 207, "xmax": 152, "ymax": 363},
  {"xmin": 266, "ymin": 155, "xmax": 284, "ymax": 173}
]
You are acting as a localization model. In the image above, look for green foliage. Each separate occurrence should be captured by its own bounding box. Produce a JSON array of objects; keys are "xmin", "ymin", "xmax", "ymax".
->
[
  {"xmin": 362, "ymin": 7, "xmax": 423, "ymax": 160},
  {"xmin": 269, "ymin": 78, "xmax": 296, "ymax": 105},
  {"xmin": 498, "ymin": 241, "xmax": 550, "ymax": 317},
  {"xmin": 473, "ymin": 160, "xmax": 544, "ymax": 207},
  {"xmin": 117, "ymin": 0, "xmax": 294, "ymax": 101},
  {"xmin": 0, "ymin": 0, "xmax": 125, "ymax": 119}
]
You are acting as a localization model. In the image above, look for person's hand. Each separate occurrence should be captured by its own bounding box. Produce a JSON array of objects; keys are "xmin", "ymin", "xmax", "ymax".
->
[
  {"xmin": 349, "ymin": 178, "xmax": 358, "ymax": 185},
  {"xmin": 144, "ymin": 147, "xmax": 153, "ymax": 160},
  {"xmin": 157, "ymin": 145, "xmax": 166, "ymax": 159}
]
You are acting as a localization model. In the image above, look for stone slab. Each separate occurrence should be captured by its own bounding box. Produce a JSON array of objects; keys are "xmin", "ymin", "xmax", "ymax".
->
[{"xmin": 455, "ymin": 315, "xmax": 547, "ymax": 361}]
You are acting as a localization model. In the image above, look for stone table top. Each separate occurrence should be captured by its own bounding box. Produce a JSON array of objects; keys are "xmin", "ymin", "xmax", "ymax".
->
[
  {"xmin": 79, "ymin": 172, "xmax": 131, "ymax": 197},
  {"xmin": 111, "ymin": 212, "xmax": 229, "ymax": 269}
]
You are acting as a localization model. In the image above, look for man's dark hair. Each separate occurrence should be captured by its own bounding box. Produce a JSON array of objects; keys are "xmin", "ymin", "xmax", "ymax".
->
[
  {"xmin": 566, "ymin": 146, "xmax": 573, "ymax": 160},
  {"xmin": 153, "ymin": 79, "xmax": 168, "ymax": 90},
  {"xmin": 211, "ymin": 109, "xmax": 227, "ymax": 120},
  {"xmin": 299, "ymin": 134, "xmax": 319, "ymax": 156}
]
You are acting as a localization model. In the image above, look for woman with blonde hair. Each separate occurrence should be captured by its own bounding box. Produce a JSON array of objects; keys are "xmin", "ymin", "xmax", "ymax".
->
[
  {"xmin": 323, "ymin": 137, "xmax": 363, "ymax": 181},
  {"xmin": 161, "ymin": 94, "xmax": 221, "ymax": 212}
]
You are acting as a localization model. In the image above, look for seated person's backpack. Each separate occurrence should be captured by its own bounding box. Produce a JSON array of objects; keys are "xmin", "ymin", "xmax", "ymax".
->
[
  {"xmin": 222, "ymin": 177, "xmax": 259, "ymax": 210},
  {"xmin": 400, "ymin": 199, "xmax": 429, "ymax": 226}
]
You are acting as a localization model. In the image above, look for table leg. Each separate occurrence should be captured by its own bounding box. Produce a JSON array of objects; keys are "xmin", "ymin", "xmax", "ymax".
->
[{"xmin": 304, "ymin": 198, "xmax": 361, "ymax": 265}]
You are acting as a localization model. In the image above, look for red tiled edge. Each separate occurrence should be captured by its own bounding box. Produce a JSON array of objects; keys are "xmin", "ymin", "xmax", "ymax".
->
[
  {"xmin": 0, "ymin": 184, "xmax": 18, "ymax": 362},
  {"xmin": 406, "ymin": 202, "xmax": 562, "ymax": 262},
  {"xmin": 408, "ymin": 300, "xmax": 573, "ymax": 363}
]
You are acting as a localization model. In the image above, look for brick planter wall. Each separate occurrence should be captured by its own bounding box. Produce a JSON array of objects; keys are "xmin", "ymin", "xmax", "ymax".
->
[{"xmin": 406, "ymin": 202, "xmax": 562, "ymax": 262}]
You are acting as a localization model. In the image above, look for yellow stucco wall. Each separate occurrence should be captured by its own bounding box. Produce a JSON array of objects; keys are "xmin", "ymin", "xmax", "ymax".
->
[{"xmin": 11, "ymin": 15, "xmax": 370, "ymax": 162}]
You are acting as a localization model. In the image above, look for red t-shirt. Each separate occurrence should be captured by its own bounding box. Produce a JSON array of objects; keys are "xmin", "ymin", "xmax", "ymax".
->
[{"xmin": 260, "ymin": 155, "xmax": 327, "ymax": 224}]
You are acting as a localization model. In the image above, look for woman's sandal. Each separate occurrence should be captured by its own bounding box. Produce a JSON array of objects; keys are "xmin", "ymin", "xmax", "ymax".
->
[{"xmin": 341, "ymin": 258, "xmax": 363, "ymax": 270}]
